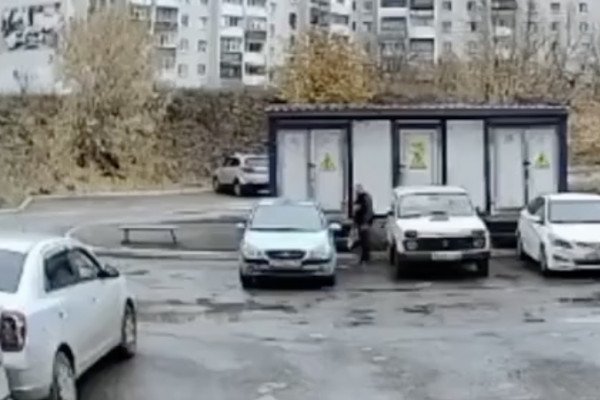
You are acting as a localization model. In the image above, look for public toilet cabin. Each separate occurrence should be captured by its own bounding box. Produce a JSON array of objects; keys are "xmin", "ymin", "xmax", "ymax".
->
[{"xmin": 265, "ymin": 103, "xmax": 569, "ymax": 245}]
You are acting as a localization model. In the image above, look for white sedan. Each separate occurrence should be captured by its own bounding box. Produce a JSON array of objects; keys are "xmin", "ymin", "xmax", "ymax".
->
[
  {"xmin": 0, "ymin": 234, "xmax": 136, "ymax": 400},
  {"xmin": 517, "ymin": 192, "xmax": 600, "ymax": 275},
  {"xmin": 238, "ymin": 199, "xmax": 340, "ymax": 288}
]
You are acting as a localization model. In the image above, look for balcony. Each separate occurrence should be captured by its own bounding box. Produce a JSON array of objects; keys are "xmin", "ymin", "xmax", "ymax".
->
[
  {"xmin": 246, "ymin": 18, "xmax": 267, "ymax": 32},
  {"xmin": 493, "ymin": 25, "xmax": 513, "ymax": 37},
  {"xmin": 380, "ymin": 0, "xmax": 407, "ymax": 8},
  {"xmin": 155, "ymin": 32, "xmax": 177, "ymax": 48},
  {"xmin": 220, "ymin": 52, "xmax": 243, "ymax": 65},
  {"xmin": 379, "ymin": 17, "xmax": 407, "ymax": 35},
  {"xmin": 410, "ymin": 0, "xmax": 433, "ymax": 10},
  {"xmin": 244, "ymin": 51, "xmax": 266, "ymax": 66},
  {"xmin": 491, "ymin": 0, "xmax": 517, "ymax": 11},
  {"xmin": 410, "ymin": 25, "xmax": 435, "ymax": 38}
]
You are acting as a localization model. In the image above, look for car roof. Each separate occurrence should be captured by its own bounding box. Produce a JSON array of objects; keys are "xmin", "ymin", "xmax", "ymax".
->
[
  {"xmin": 545, "ymin": 192, "xmax": 600, "ymax": 201},
  {"xmin": 0, "ymin": 233, "xmax": 70, "ymax": 254},
  {"xmin": 393, "ymin": 185, "xmax": 467, "ymax": 196},
  {"xmin": 256, "ymin": 198, "xmax": 318, "ymax": 207}
]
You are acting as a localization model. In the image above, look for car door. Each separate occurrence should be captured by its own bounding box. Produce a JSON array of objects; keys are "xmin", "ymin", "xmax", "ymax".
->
[
  {"xmin": 43, "ymin": 248, "xmax": 95, "ymax": 373},
  {"xmin": 67, "ymin": 248, "xmax": 120, "ymax": 362}
]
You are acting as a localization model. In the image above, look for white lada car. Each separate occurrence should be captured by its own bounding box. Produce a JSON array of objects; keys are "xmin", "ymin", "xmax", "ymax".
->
[
  {"xmin": 386, "ymin": 186, "xmax": 491, "ymax": 278},
  {"xmin": 516, "ymin": 192, "xmax": 600, "ymax": 275}
]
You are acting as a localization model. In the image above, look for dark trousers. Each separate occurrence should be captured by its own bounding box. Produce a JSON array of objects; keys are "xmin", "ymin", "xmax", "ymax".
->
[{"xmin": 358, "ymin": 225, "xmax": 371, "ymax": 263}]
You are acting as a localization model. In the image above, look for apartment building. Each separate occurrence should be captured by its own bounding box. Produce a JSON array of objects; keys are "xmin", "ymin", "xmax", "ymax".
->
[{"xmin": 373, "ymin": 0, "xmax": 600, "ymax": 67}]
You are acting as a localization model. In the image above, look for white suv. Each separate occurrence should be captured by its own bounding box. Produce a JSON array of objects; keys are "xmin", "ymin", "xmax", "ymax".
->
[
  {"xmin": 0, "ymin": 234, "xmax": 136, "ymax": 400},
  {"xmin": 212, "ymin": 153, "xmax": 268, "ymax": 196},
  {"xmin": 387, "ymin": 186, "xmax": 491, "ymax": 278}
]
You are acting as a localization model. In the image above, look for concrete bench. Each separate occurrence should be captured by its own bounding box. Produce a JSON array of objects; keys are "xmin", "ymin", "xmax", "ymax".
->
[{"xmin": 119, "ymin": 225, "xmax": 179, "ymax": 245}]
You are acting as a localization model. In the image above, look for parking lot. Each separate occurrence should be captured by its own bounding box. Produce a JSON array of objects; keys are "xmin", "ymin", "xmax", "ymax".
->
[{"xmin": 79, "ymin": 255, "xmax": 600, "ymax": 400}]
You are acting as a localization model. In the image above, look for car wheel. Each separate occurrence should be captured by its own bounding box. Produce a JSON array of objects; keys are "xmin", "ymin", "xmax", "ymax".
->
[
  {"xmin": 539, "ymin": 246, "xmax": 552, "ymax": 277},
  {"xmin": 321, "ymin": 274, "xmax": 336, "ymax": 287},
  {"xmin": 475, "ymin": 259, "xmax": 489, "ymax": 277},
  {"xmin": 117, "ymin": 304, "xmax": 137, "ymax": 359},
  {"xmin": 516, "ymin": 233, "xmax": 527, "ymax": 261},
  {"xmin": 240, "ymin": 273, "xmax": 254, "ymax": 289},
  {"xmin": 212, "ymin": 177, "xmax": 222, "ymax": 193},
  {"xmin": 233, "ymin": 180, "xmax": 245, "ymax": 197},
  {"xmin": 47, "ymin": 351, "xmax": 77, "ymax": 400}
]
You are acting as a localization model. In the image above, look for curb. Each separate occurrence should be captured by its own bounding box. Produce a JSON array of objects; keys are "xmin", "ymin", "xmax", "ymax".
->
[
  {"xmin": 0, "ymin": 187, "xmax": 210, "ymax": 215},
  {"xmin": 90, "ymin": 246, "xmax": 516, "ymax": 261}
]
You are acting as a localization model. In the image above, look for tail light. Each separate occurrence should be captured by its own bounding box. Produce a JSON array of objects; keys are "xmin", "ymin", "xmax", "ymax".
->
[
  {"xmin": 241, "ymin": 167, "xmax": 255, "ymax": 173},
  {"xmin": 1, "ymin": 311, "xmax": 26, "ymax": 352}
]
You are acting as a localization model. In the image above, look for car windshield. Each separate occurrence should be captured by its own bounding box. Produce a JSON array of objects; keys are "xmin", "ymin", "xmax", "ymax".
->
[
  {"xmin": 245, "ymin": 157, "xmax": 267, "ymax": 168},
  {"xmin": 399, "ymin": 193, "xmax": 475, "ymax": 217},
  {"xmin": 549, "ymin": 200, "xmax": 600, "ymax": 223},
  {"xmin": 250, "ymin": 204, "xmax": 324, "ymax": 231},
  {"xmin": 0, "ymin": 249, "xmax": 25, "ymax": 293}
]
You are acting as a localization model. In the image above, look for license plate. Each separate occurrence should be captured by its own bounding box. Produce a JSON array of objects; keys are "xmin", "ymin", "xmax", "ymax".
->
[
  {"xmin": 271, "ymin": 260, "xmax": 301, "ymax": 269},
  {"xmin": 585, "ymin": 252, "xmax": 600, "ymax": 260},
  {"xmin": 431, "ymin": 252, "xmax": 462, "ymax": 261}
]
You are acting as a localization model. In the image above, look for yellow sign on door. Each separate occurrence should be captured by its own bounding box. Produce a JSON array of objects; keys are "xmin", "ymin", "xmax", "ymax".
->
[
  {"xmin": 534, "ymin": 152, "xmax": 550, "ymax": 169},
  {"xmin": 409, "ymin": 140, "xmax": 427, "ymax": 170},
  {"xmin": 320, "ymin": 153, "xmax": 336, "ymax": 171}
]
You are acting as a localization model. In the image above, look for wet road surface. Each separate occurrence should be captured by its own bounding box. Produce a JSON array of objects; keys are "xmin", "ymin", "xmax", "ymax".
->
[{"xmin": 80, "ymin": 257, "xmax": 600, "ymax": 400}]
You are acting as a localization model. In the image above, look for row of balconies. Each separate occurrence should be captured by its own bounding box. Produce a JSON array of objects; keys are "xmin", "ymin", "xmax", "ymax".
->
[{"xmin": 380, "ymin": 0, "xmax": 433, "ymax": 10}]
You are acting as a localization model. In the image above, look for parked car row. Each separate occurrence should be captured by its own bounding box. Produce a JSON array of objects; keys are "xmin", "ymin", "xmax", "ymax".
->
[
  {"xmin": 0, "ymin": 235, "xmax": 136, "ymax": 400},
  {"xmin": 236, "ymin": 186, "xmax": 600, "ymax": 288}
]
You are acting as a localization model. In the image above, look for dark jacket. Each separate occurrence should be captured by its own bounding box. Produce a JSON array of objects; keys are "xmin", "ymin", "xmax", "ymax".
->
[{"xmin": 353, "ymin": 192, "xmax": 374, "ymax": 226}]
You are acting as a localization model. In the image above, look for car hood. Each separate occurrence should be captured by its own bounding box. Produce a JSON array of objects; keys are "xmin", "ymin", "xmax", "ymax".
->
[
  {"xmin": 244, "ymin": 230, "xmax": 329, "ymax": 250},
  {"xmin": 549, "ymin": 224, "xmax": 600, "ymax": 242},
  {"xmin": 397, "ymin": 216, "xmax": 487, "ymax": 236}
]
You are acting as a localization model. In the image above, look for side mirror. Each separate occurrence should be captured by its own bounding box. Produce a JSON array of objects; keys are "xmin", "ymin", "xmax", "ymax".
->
[
  {"xmin": 387, "ymin": 209, "xmax": 393, "ymax": 217},
  {"xmin": 475, "ymin": 207, "xmax": 484, "ymax": 216},
  {"xmin": 236, "ymin": 222, "xmax": 246, "ymax": 230},
  {"xmin": 328, "ymin": 222, "xmax": 342, "ymax": 231},
  {"xmin": 99, "ymin": 264, "xmax": 120, "ymax": 279}
]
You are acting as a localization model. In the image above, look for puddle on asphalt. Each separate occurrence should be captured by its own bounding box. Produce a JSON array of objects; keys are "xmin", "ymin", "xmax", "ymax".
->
[
  {"xmin": 137, "ymin": 297, "xmax": 298, "ymax": 323},
  {"xmin": 558, "ymin": 292, "xmax": 600, "ymax": 306},
  {"xmin": 125, "ymin": 269, "xmax": 149, "ymax": 276},
  {"xmin": 342, "ymin": 308, "xmax": 376, "ymax": 327}
]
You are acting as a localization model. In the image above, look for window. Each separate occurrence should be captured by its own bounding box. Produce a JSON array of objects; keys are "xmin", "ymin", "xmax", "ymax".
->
[
  {"xmin": 466, "ymin": 0, "xmax": 475, "ymax": 11},
  {"xmin": 380, "ymin": 17, "xmax": 407, "ymax": 33},
  {"xmin": 245, "ymin": 64, "xmax": 266, "ymax": 75},
  {"xmin": 398, "ymin": 193, "xmax": 475, "ymax": 218},
  {"xmin": 546, "ymin": 200, "xmax": 600, "ymax": 223},
  {"xmin": 221, "ymin": 37, "xmax": 242, "ymax": 52},
  {"xmin": 528, "ymin": 21, "xmax": 537, "ymax": 32},
  {"xmin": 550, "ymin": 2, "xmax": 560, "ymax": 13},
  {"xmin": 200, "ymin": 0, "xmax": 208, "ymax": 4},
  {"xmin": 580, "ymin": 21, "xmax": 589, "ymax": 32},
  {"xmin": 225, "ymin": 157, "xmax": 240, "ymax": 166},
  {"xmin": 162, "ymin": 55, "xmax": 175, "ymax": 70},
  {"xmin": 67, "ymin": 249, "xmax": 100, "ymax": 281},
  {"xmin": 0, "ymin": 250, "xmax": 25, "ymax": 293},
  {"xmin": 199, "ymin": 17, "xmax": 208, "ymax": 29},
  {"xmin": 579, "ymin": 2, "xmax": 588, "ymax": 13},
  {"xmin": 381, "ymin": 0, "xmax": 406, "ymax": 7},
  {"xmin": 352, "ymin": 21, "xmax": 356, "ymax": 30},
  {"xmin": 468, "ymin": 21, "xmax": 478, "ymax": 32},
  {"xmin": 363, "ymin": 21, "xmax": 372, "ymax": 32},
  {"xmin": 289, "ymin": 12, "xmax": 297, "ymax": 29},
  {"xmin": 442, "ymin": 21, "xmax": 451, "ymax": 33},
  {"xmin": 197, "ymin": 40, "xmax": 207, "ymax": 52},
  {"xmin": 332, "ymin": 13, "xmax": 349, "ymax": 25},
  {"xmin": 44, "ymin": 251, "xmax": 78, "ymax": 291},
  {"xmin": 246, "ymin": 41, "xmax": 263, "ymax": 52},
  {"xmin": 181, "ymin": 14, "xmax": 189, "ymax": 27},
  {"xmin": 526, "ymin": 197, "xmax": 544, "ymax": 215},
  {"xmin": 551, "ymin": 21, "xmax": 560, "ymax": 31},
  {"xmin": 442, "ymin": 0, "xmax": 451, "ymax": 11},
  {"xmin": 222, "ymin": 15, "xmax": 242, "ymax": 27},
  {"xmin": 178, "ymin": 64, "xmax": 188, "ymax": 78},
  {"xmin": 364, "ymin": 0, "xmax": 373, "ymax": 11},
  {"xmin": 248, "ymin": 0, "xmax": 266, "ymax": 6},
  {"xmin": 250, "ymin": 204, "xmax": 325, "ymax": 231},
  {"xmin": 467, "ymin": 40, "xmax": 477, "ymax": 53},
  {"xmin": 197, "ymin": 64, "xmax": 206, "ymax": 75},
  {"xmin": 443, "ymin": 41, "xmax": 452, "ymax": 53},
  {"xmin": 179, "ymin": 38, "xmax": 189, "ymax": 51}
]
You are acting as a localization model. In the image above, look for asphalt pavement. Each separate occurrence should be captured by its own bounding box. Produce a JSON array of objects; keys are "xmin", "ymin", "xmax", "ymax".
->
[
  {"xmin": 3, "ymin": 191, "xmax": 600, "ymax": 399},
  {"xmin": 80, "ymin": 256, "xmax": 600, "ymax": 400}
]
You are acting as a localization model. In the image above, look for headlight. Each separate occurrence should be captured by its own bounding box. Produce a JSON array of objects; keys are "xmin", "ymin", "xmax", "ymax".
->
[
  {"xmin": 309, "ymin": 244, "xmax": 332, "ymax": 260},
  {"xmin": 404, "ymin": 230, "xmax": 418, "ymax": 238},
  {"xmin": 241, "ymin": 242, "xmax": 263, "ymax": 259},
  {"xmin": 404, "ymin": 239, "xmax": 418, "ymax": 251},
  {"xmin": 472, "ymin": 229, "xmax": 486, "ymax": 237},
  {"xmin": 550, "ymin": 235, "xmax": 572, "ymax": 249},
  {"xmin": 473, "ymin": 237, "xmax": 486, "ymax": 249}
]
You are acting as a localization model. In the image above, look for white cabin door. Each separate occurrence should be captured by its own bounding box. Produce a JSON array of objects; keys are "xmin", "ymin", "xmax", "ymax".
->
[
  {"xmin": 526, "ymin": 127, "xmax": 558, "ymax": 201},
  {"xmin": 310, "ymin": 129, "xmax": 345, "ymax": 212},
  {"xmin": 399, "ymin": 129, "xmax": 441, "ymax": 186},
  {"xmin": 492, "ymin": 128, "xmax": 525, "ymax": 211},
  {"xmin": 278, "ymin": 130, "xmax": 309, "ymax": 201}
]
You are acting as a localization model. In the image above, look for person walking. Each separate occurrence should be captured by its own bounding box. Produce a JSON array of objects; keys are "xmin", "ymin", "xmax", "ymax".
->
[{"xmin": 352, "ymin": 184, "xmax": 374, "ymax": 264}]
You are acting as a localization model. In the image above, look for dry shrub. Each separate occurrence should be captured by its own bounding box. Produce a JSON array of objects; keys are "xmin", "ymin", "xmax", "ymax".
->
[{"xmin": 276, "ymin": 29, "xmax": 379, "ymax": 103}]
